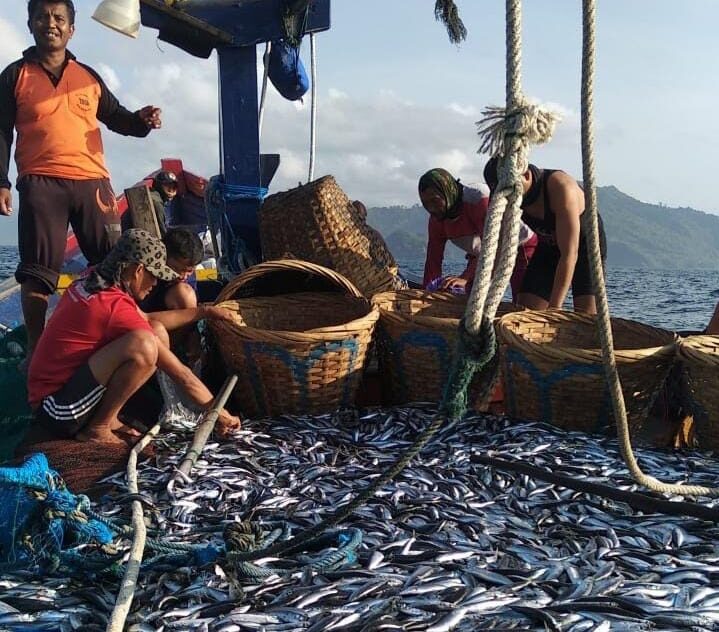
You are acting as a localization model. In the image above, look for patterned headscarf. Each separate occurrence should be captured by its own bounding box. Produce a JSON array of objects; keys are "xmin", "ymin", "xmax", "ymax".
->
[
  {"xmin": 84, "ymin": 229, "xmax": 178, "ymax": 294},
  {"xmin": 418, "ymin": 168, "xmax": 462, "ymax": 219}
]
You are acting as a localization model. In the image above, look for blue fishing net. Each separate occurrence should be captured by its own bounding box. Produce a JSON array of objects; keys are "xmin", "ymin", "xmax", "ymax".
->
[{"xmin": 0, "ymin": 452, "xmax": 117, "ymax": 575}]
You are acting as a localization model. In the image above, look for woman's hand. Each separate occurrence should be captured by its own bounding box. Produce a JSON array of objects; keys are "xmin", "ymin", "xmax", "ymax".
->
[{"xmin": 439, "ymin": 276, "xmax": 467, "ymax": 292}]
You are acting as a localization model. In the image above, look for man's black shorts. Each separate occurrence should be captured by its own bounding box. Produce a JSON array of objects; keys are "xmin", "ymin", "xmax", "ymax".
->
[
  {"xmin": 520, "ymin": 218, "xmax": 607, "ymax": 302},
  {"xmin": 15, "ymin": 175, "xmax": 121, "ymax": 293}
]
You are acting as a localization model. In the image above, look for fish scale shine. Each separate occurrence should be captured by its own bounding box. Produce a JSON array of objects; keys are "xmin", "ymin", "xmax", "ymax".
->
[{"xmin": 4, "ymin": 409, "xmax": 719, "ymax": 631}]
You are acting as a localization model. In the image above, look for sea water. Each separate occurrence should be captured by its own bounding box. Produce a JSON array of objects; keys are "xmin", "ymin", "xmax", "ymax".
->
[{"xmin": 1, "ymin": 245, "xmax": 717, "ymax": 332}]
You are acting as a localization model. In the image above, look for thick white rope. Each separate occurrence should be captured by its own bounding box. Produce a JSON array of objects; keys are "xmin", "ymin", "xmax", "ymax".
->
[
  {"xmin": 307, "ymin": 32, "xmax": 317, "ymax": 183},
  {"xmin": 581, "ymin": 0, "xmax": 719, "ymax": 497},
  {"xmin": 258, "ymin": 41, "xmax": 271, "ymax": 137},
  {"xmin": 105, "ymin": 422, "xmax": 162, "ymax": 632},
  {"xmin": 467, "ymin": 0, "xmax": 557, "ymax": 335}
]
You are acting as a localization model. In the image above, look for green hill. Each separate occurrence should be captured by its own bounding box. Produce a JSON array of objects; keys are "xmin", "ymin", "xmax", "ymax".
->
[{"xmin": 367, "ymin": 187, "xmax": 719, "ymax": 269}]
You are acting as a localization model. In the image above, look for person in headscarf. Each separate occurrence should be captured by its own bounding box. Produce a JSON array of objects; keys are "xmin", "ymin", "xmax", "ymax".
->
[
  {"xmin": 483, "ymin": 157, "xmax": 607, "ymax": 313},
  {"xmin": 418, "ymin": 168, "xmax": 537, "ymax": 299},
  {"xmin": 26, "ymin": 229, "xmax": 240, "ymax": 446}
]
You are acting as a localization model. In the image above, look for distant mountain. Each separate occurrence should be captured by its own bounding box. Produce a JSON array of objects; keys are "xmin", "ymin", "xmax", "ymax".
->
[{"xmin": 367, "ymin": 187, "xmax": 719, "ymax": 269}]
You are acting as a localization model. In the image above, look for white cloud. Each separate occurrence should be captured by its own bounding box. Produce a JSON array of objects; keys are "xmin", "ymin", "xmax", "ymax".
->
[
  {"xmin": 95, "ymin": 51, "xmax": 585, "ymax": 211},
  {"xmin": 96, "ymin": 63, "xmax": 121, "ymax": 92},
  {"xmin": 0, "ymin": 18, "xmax": 26, "ymax": 67},
  {"xmin": 448, "ymin": 103, "xmax": 479, "ymax": 117}
]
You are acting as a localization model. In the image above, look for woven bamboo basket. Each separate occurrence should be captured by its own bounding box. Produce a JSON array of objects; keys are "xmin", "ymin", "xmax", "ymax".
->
[
  {"xmin": 371, "ymin": 289, "xmax": 523, "ymax": 410},
  {"xmin": 209, "ymin": 259, "xmax": 379, "ymax": 418},
  {"xmin": 259, "ymin": 175, "xmax": 403, "ymax": 298},
  {"xmin": 497, "ymin": 310, "xmax": 677, "ymax": 435},
  {"xmin": 677, "ymin": 335, "xmax": 719, "ymax": 450}
]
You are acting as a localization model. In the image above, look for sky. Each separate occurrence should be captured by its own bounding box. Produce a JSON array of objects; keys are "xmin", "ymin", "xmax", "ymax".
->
[{"xmin": 1, "ymin": 0, "xmax": 718, "ymax": 244}]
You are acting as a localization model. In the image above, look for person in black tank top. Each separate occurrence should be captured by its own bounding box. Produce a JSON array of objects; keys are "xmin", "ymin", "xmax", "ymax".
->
[{"xmin": 483, "ymin": 157, "xmax": 607, "ymax": 314}]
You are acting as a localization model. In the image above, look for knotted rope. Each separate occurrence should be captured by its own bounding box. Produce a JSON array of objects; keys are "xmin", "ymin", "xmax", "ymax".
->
[
  {"xmin": 434, "ymin": 0, "xmax": 467, "ymax": 44},
  {"xmin": 223, "ymin": 521, "xmax": 362, "ymax": 581},
  {"xmin": 443, "ymin": 0, "xmax": 558, "ymax": 421},
  {"xmin": 580, "ymin": 0, "xmax": 719, "ymax": 497}
]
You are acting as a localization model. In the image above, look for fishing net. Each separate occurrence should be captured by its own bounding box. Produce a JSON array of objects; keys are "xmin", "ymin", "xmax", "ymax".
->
[
  {"xmin": 0, "ymin": 326, "xmax": 32, "ymax": 462},
  {"xmin": 0, "ymin": 452, "xmax": 120, "ymax": 576},
  {"xmin": 14, "ymin": 439, "xmax": 156, "ymax": 495}
]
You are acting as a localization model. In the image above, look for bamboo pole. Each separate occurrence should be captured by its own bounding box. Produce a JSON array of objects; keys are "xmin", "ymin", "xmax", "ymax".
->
[{"xmin": 174, "ymin": 374, "xmax": 238, "ymax": 481}]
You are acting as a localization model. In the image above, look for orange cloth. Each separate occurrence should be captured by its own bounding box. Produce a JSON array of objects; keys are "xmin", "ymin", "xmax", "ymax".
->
[{"xmin": 14, "ymin": 60, "xmax": 109, "ymax": 181}]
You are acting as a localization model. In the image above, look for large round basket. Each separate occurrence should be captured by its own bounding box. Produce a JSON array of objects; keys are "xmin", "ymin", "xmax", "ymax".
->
[
  {"xmin": 677, "ymin": 335, "xmax": 719, "ymax": 450},
  {"xmin": 497, "ymin": 310, "xmax": 677, "ymax": 435},
  {"xmin": 371, "ymin": 289, "xmax": 522, "ymax": 410},
  {"xmin": 209, "ymin": 259, "xmax": 379, "ymax": 418},
  {"xmin": 259, "ymin": 175, "xmax": 403, "ymax": 297}
]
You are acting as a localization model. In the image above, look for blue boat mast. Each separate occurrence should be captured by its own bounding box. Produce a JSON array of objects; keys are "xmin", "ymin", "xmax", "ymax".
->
[{"xmin": 139, "ymin": 0, "xmax": 331, "ymax": 271}]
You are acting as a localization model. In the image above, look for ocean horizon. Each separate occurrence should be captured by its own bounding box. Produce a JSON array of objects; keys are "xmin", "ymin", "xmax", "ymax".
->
[{"xmin": 1, "ymin": 245, "xmax": 717, "ymax": 333}]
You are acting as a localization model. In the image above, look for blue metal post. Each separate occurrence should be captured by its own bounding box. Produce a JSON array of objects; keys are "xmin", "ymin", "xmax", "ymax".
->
[{"xmin": 217, "ymin": 45, "xmax": 262, "ymax": 270}]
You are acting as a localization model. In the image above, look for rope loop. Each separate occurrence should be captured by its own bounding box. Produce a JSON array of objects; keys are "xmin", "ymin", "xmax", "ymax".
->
[{"xmin": 476, "ymin": 100, "xmax": 560, "ymax": 159}]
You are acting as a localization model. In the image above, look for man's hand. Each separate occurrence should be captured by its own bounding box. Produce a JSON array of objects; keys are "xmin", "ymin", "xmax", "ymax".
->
[
  {"xmin": 0, "ymin": 188, "xmax": 12, "ymax": 216},
  {"xmin": 138, "ymin": 105, "xmax": 162, "ymax": 130},
  {"xmin": 200, "ymin": 305, "xmax": 236, "ymax": 324},
  {"xmin": 440, "ymin": 276, "xmax": 467, "ymax": 292},
  {"xmin": 216, "ymin": 409, "xmax": 241, "ymax": 439}
]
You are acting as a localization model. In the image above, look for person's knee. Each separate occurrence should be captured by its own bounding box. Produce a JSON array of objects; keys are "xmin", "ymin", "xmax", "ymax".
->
[
  {"xmin": 17, "ymin": 267, "xmax": 57, "ymax": 295},
  {"xmin": 166, "ymin": 283, "xmax": 197, "ymax": 310},
  {"xmin": 127, "ymin": 329, "xmax": 159, "ymax": 368}
]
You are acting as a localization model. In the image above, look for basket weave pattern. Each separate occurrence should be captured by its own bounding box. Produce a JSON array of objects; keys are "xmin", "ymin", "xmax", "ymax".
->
[
  {"xmin": 259, "ymin": 175, "xmax": 402, "ymax": 297},
  {"xmin": 498, "ymin": 310, "xmax": 677, "ymax": 435},
  {"xmin": 678, "ymin": 335, "xmax": 719, "ymax": 450},
  {"xmin": 210, "ymin": 260, "xmax": 379, "ymax": 418},
  {"xmin": 372, "ymin": 290, "xmax": 521, "ymax": 410}
]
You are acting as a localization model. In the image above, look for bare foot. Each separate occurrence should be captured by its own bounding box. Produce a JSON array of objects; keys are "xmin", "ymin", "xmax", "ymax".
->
[
  {"xmin": 110, "ymin": 417, "xmax": 141, "ymax": 437},
  {"xmin": 76, "ymin": 427, "xmax": 127, "ymax": 445}
]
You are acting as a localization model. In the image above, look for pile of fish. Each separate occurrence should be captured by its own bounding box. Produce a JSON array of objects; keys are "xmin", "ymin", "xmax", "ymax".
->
[{"xmin": 3, "ymin": 407, "xmax": 719, "ymax": 631}]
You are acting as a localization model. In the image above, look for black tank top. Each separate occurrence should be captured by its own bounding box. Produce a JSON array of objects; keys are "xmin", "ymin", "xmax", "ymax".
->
[
  {"xmin": 522, "ymin": 168, "xmax": 607, "ymax": 257},
  {"xmin": 521, "ymin": 168, "xmax": 561, "ymax": 244}
]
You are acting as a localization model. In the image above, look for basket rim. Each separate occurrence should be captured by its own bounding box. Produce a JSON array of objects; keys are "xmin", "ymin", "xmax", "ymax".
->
[
  {"xmin": 497, "ymin": 309, "xmax": 678, "ymax": 362},
  {"xmin": 215, "ymin": 258, "xmax": 366, "ymax": 304},
  {"xmin": 372, "ymin": 289, "xmax": 522, "ymax": 328},
  {"xmin": 678, "ymin": 334, "xmax": 719, "ymax": 366},
  {"xmin": 211, "ymin": 303, "xmax": 379, "ymax": 344}
]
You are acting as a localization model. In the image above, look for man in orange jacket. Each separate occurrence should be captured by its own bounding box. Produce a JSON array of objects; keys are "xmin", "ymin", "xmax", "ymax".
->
[{"xmin": 0, "ymin": 0, "xmax": 162, "ymax": 361}]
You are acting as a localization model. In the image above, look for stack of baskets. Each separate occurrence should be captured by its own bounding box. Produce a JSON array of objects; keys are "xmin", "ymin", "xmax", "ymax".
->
[
  {"xmin": 497, "ymin": 310, "xmax": 677, "ymax": 437},
  {"xmin": 259, "ymin": 175, "xmax": 403, "ymax": 298},
  {"xmin": 371, "ymin": 289, "xmax": 522, "ymax": 410},
  {"xmin": 209, "ymin": 259, "xmax": 379, "ymax": 418},
  {"xmin": 678, "ymin": 336, "xmax": 719, "ymax": 450}
]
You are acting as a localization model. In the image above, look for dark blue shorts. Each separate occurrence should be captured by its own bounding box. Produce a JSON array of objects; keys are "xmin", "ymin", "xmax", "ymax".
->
[{"xmin": 36, "ymin": 364, "xmax": 106, "ymax": 438}]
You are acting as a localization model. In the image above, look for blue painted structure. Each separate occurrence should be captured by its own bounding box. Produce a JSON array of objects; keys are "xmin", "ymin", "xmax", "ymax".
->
[{"xmin": 139, "ymin": 0, "xmax": 331, "ymax": 271}]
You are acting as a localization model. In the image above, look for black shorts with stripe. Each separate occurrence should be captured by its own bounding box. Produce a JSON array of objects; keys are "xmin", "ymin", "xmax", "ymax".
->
[{"xmin": 36, "ymin": 364, "xmax": 106, "ymax": 438}]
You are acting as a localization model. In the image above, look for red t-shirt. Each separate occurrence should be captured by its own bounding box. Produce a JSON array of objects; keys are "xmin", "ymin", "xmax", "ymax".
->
[
  {"xmin": 422, "ymin": 184, "xmax": 536, "ymax": 287},
  {"xmin": 28, "ymin": 283, "xmax": 152, "ymax": 407}
]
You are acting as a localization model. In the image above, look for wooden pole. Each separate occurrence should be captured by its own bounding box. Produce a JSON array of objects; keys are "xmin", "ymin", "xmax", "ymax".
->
[
  {"xmin": 124, "ymin": 185, "xmax": 161, "ymax": 237},
  {"xmin": 174, "ymin": 374, "xmax": 238, "ymax": 481}
]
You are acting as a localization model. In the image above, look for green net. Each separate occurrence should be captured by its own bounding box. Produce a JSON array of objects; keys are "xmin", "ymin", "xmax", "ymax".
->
[{"xmin": 0, "ymin": 326, "xmax": 32, "ymax": 463}]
